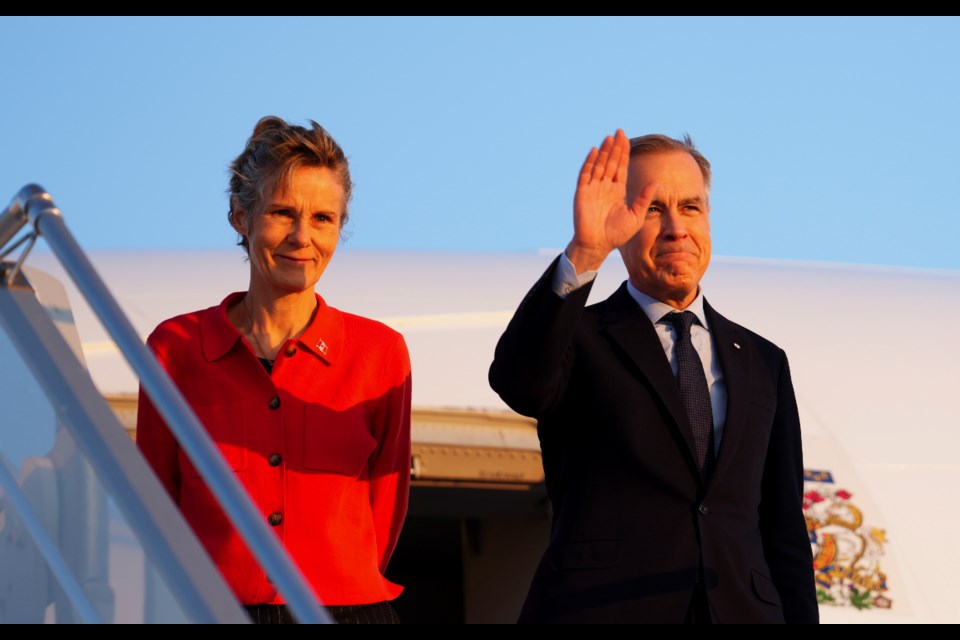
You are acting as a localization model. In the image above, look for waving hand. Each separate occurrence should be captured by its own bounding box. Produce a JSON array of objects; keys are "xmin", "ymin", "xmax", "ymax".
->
[{"xmin": 565, "ymin": 129, "xmax": 656, "ymax": 272}]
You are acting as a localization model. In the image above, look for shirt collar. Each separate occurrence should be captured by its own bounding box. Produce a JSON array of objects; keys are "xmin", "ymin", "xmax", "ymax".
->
[
  {"xmin": 200, "ymin": 291, "xmax": 343, "ymax": 365},
  {"xmin": 625, "ymin": 280, "xmax": 710, "ymax": 330}
]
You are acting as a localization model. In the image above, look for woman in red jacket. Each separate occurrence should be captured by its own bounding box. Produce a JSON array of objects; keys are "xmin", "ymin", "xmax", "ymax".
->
[{"xmin": 136, "ymin": 116, "xmax": 411, "ymax": 624}]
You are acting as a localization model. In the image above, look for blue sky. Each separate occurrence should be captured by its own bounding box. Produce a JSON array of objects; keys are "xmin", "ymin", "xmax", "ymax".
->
[{"xmin": 2, "ymin": 16, "xmax": 958, "ymax": 269}]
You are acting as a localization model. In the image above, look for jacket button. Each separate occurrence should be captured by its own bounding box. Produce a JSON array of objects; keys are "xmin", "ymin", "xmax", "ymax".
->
[
  {"xmin": 268, "ymin": 513, "xmax": 283, "ymax": 526},
  {"xmin": 268, "ymin": 453, "xmax": 282, "ymax": 467},
  {"xmin": 285, "ymin": 346, "xmax": 297, "ymax": 357},
  {"xmin": 698, "ymin": 504, "xmax": 709, "ymax": 516},
  {"xmin": 268, "ymin": 396, "xmax": 281, "ymax": 410}
]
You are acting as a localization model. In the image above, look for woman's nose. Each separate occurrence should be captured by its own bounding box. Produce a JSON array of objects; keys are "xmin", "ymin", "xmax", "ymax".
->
[{"xmin": 288, "ymin": 217, "xmax": 312, "ymax": 245}]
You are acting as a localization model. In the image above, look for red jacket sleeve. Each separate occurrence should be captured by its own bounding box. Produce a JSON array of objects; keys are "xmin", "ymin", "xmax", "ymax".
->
[
  {"xmin": 368, "ymin": 333, "xmax": 412, "ymax": 573},
  {"xmin": 135, "ymin": 330, "xmax": 181, "ymax": 503}
]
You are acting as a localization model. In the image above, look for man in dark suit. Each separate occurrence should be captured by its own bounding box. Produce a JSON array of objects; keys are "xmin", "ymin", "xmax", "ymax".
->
[{"xmin": 489, "ymin": 130, "xmax": 818, "ymax": 623}]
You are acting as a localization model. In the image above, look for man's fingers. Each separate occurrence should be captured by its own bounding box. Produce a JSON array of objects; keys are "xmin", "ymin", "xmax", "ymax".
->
[
  {"xmin": 590, "ymin": 135, "xmax": 615, "ymax": 182},
  {"xmin": 613, "ymin": 129, "xmax": 630, "ymax": 184},
  {"xmin": 578, "ymin": 147, "xmax": 599, "ymax": 188},
  {"xmin": 588, "ymin": 131, "xmax": 630, "ymax": 184},
  {"xmin": 629, "ymin": 181, "xmax": 659, "ymax": 214}
]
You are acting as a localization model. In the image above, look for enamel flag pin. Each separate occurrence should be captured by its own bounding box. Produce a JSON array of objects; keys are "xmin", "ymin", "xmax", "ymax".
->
[{"xmin": 316, "ymin": 339, "xmax": 329, "ymax": 355}]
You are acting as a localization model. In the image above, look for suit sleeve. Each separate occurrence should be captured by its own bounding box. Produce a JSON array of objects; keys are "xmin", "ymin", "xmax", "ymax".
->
[
  {"xmin": 759, "ymin": 350, "xmax": 819, "ymax": 623},
  {"xmin": 368, "ymin": 333, "xmax": 412, "ymax": 574},
  {"xmin": 488, "ymin": 256, "xmax": 594, "ymax": 417},
  {"xmin": 135, "ymin": 331, "xmax": 182, "ymax": 503}
]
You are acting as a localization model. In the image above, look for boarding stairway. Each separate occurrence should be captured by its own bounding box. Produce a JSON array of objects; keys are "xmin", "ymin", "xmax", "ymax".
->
[{"xmin": 0, "ymin": 185, "xmax": 332, "ymax": 623}]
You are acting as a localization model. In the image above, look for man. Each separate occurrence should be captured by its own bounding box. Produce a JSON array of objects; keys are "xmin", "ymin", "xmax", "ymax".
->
[{"xmin": 489, "ymin": 130, "xmax": 818, "ymax": 623}]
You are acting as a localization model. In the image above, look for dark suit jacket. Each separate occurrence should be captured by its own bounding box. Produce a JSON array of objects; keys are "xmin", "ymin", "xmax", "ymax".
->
[{"xmin": 489, "ymin": 259, "xmax": 818, "ymax": 623}]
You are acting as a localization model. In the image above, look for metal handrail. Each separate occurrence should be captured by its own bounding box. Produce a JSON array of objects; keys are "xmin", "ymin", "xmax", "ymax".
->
[
  {"xmin": 0, "ymin": 456, "xmax": 102, "ymax": 623},
  {"xmin": 0, "ymin": 185, "xmax": 330, "ymax": 624}
]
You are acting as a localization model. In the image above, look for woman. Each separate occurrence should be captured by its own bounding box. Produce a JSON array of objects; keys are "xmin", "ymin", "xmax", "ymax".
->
[{"xmin": 136, "ymin": 116, "xmax": 411, "ymax": 624}]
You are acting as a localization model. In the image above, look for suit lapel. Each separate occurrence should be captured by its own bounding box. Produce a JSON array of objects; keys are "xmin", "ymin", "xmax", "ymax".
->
[
  {"xmin": 600, "ymin": 284, "xmax": 700, "ymax": 476},
  {"xmin": 703, "ymin": 299, "xmax": 751, "ymax": 484}
]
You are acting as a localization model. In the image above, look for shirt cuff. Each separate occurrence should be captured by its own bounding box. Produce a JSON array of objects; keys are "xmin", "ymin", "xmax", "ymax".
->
[{"xmin": 551, "ymin": 252, "xmax": 599, "ymax": 298}]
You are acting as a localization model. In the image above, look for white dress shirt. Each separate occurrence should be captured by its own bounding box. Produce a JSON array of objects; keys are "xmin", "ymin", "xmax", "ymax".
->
[{"xmin": 552, "ymin": 253, "xmax": 727, "ymax": 452}]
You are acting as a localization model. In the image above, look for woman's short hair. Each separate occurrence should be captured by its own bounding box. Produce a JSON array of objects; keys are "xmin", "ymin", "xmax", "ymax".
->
[
  {"xmin": 629, "ymin": 133, "xmax": 711, "ymax": 191},
  {"xmin": 228, "ymin": 116, "xmax": 353, "ymax": 252}
]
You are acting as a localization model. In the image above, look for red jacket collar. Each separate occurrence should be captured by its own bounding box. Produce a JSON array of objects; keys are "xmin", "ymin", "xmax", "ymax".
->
[{"xmin": 200, "ymin": 291, "xmax": 343, "ymax": 365}]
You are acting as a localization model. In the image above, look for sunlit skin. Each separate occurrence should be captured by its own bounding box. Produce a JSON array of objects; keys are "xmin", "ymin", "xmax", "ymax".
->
[
  {"xmin": 565, "ymin": 129, "xmax": 711, "ymax": 310},
  {"xmin": 228, "ymin": 165, "xmax": 345, "ymax": 358},
  {"xmin": 620, "ymin": 151, "xmax": 711, "ymax": 309}
]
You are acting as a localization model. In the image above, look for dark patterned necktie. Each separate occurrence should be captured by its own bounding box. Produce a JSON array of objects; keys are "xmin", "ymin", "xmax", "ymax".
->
[{"xmin": 665, "ymin": 311, "xmax": 715, "ymax": 476}]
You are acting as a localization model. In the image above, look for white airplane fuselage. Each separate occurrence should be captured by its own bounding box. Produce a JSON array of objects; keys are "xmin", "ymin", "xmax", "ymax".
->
[{"xmin": 13, "ymin": 248, "xmax": 960, "ymax": 623}]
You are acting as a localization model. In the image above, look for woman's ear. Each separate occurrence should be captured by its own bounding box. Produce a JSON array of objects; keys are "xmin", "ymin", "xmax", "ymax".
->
[{"xmin": 229, "ymin": 207, "xmax": 248, "ymax": 236}]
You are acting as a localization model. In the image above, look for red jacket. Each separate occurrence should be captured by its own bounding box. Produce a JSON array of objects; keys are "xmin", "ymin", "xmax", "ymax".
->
[{"xmin": 136, "ymin": 292, "xmax": 411, "ymax": 606}]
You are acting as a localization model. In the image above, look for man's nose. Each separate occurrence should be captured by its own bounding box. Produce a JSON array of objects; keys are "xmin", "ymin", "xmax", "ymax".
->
[{"xmin": 660, "ymin": 209, "xmax": 689, "ymax": 239}]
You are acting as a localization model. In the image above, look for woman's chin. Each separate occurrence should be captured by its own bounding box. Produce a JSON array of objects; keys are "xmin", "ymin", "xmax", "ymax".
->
[{"xmin": 254, "ymin": 277, "xmax": 321, "ymax": 297}]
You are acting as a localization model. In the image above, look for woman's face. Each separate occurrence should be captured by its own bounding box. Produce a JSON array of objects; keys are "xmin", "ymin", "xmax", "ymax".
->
[{"xmin": 235, "ymin": 165, "xmax": 344, "ymax": 298}]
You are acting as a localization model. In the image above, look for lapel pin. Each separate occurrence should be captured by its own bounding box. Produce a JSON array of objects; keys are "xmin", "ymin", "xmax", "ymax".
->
[
  {"xmin": 733, "ymin": 342, "xmax": 741, "ymax": 350},
  {"xmin": 316, "ymin": 338, "xmax": 329, "ymax": 355}
]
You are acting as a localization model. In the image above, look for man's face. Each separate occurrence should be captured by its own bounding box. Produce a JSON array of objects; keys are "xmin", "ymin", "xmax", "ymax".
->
[{"xmin": 620, "ymin": 151, "xmax": 711, "ymax": 309}]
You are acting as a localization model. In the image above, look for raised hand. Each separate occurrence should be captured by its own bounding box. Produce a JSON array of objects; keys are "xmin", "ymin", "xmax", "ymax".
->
[{"xmin": 565, "ymin": 129, "xmax": 655, "ymax": 273}]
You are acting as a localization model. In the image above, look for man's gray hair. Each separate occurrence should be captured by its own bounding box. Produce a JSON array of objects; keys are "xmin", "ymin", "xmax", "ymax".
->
[{"xmin": 629, "ymin": 134, "xmax": 711, "ymax": 191}]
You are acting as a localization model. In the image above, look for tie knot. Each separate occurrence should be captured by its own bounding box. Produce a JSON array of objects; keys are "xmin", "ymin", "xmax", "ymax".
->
[{"xmin": 664, "ymin": 310, "xmax": 697, "ymax": 337}]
